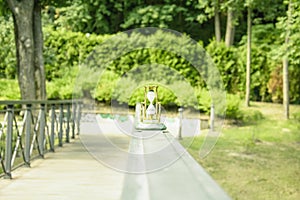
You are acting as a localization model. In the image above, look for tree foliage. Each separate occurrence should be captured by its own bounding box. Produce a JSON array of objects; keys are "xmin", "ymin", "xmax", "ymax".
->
[
  {"xmin": 0, "ymin": 0, "xmax": 300, "ymax": 113},
  {"xmin": 0, "ymin": 16, "xmax": 15, "ymax": 79}
]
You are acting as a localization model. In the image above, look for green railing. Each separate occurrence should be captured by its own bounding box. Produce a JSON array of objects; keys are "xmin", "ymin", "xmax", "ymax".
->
[{"xmin": 0, "ymin": 100, "xmax": 82, "ymax": 179}]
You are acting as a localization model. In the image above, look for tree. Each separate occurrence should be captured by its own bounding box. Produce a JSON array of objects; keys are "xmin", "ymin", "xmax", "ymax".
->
[
  {"xmin": 223, "ymin": 0, "xmax": 244, "ymax": 47},
  {"xmin": 282, "ymin": 0, "xmax": 293, "ymax": 119},
  {"xmin": 275, "ymin": 0, "xmax": 300, "ymax": 107},
  {"xmin": 214, "ymin": 0, "xmax": 221, "ymax": 42},
  {"xmin": 244, "ymin": 0, "xmax": 286, "ymax": 106},
  {"xmin": 225, "ymin": 7, "xmax": 235, "ymax": 46},
  {"xmin": 245, "ymin": 1, "xmax": 252, "ymax": 107},
  {"xmin": 34, "ymin": 0, "xmax": 46, "ymax": 100},
  {"xmin": 6, "ymin": 0, "xmax": 46, "ymax": 100}
]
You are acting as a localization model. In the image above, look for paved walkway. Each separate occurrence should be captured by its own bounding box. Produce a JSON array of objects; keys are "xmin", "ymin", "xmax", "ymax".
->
[
  {"xmin": 0, "ymin": 139, "xmax": 125, "ymax": 200},
  {"xmin": 0, "ymin": 118, "xmax": 231, "ymax": 200}
]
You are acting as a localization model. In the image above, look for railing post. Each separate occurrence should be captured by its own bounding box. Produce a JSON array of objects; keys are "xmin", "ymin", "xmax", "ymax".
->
[
  {"xmin": 71, "ymin": 103, "xmax": 77, "ymax": 139},
  {"xmin": 39, "ymin": 103, "xmax": 46, "ymax": 158},
  {"xmin": 66, "ymin": 103, "xmax": 71, "ymax": 143},
  {"xmin": 50, "ymin": 104, "xmax": 55, "ymax": 152},
  {"xmin": 59, "ymin": 103, "xmax": 63, "ymax": 147},
  {"xmin": 178, "ymin": 107, "xmax": 183, "ymax": 140},
  {"xmin": 210, "ymin": 104, "xmax": 215, "ymax": 132},
  {"xmin": 76, "ymin": 102, "xmax": 81, "ymax": 135},
  {"xmin": 5, "ymin": 104, "xmax": 13, "ymax": 179},
  {"xmin": 25, "ymin": 104, "xmax": 32, "ymax": 166}
]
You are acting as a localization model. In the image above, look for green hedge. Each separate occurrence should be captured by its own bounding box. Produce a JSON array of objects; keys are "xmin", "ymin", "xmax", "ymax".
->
[
  {"xmin": 0, "ymin": 79, "xmax": 20, "ymax": 100},
  {"xmin": 0, "ymin": 23, "xmax": 247, "ymax": 119},
  {"xmin": 4, "ymin": 20, "xmax": 300, "ymax": 119}
]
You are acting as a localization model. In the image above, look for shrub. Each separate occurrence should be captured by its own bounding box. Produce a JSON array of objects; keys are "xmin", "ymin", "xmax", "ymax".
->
[
  {"xmin": 0, "ymin": 17, "xmax": 16, "ymax": 79},
  {"xmin": 242, "ymin": 110, "xmax": 264, "ymax": 123},
  {"xmin": 46, "ymin": 67, "xmax": 78, "ymax": 99},
  {"xmin": 94, "ymin": 70, "xmax": 119, "ymax": 102},
  {"xmin": 224, "ymin": 94, "xmax": 243, "ymax": 120},
  {"xmin": 194, "ymin": 87, "xmax": 211, "ymax": 113},
  {"xmin": 206, "ymin": 40, "xmax": 243, "ymax": 94},
  {"xmin": 0, "ymin": 79, "xmax": 20, "ymax": 100}
]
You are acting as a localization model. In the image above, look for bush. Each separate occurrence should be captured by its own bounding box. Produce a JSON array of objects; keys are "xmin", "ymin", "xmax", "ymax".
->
[
  {"xmin": 0, "ymin": 17, "xmax": 16, "ymax": 79},
  {"xmin": 43, "ymin": 27, "xmax": 110, "ymax": 81},
  {"xmin": 224, "ymin": 94, "xmax": 243, "ymax": 120},
  {"xmin": 195, "ymin": 87, "xmax": 212, "ymax": 113},
  {"xmin": 206, "ymin": 40, "xmax": 243, "ymax": 94},
  {"xmin": 242, "ymin": 109, "xmax": 264, "ymax": 123},
  {"xmin": 94, "ymin": 70, "xmax": 119, "ymax": 102},
  {"xmin": 46, "ymin": 67, "xmax": 78, "ymax": 99},
  {"xmin": 109, "ymin": 78, "xmax": 177, "ymax": 107},
  {"xmin": 1, "ymin": 18, "xmax": 300, "ymax": 104},
  {"xmin": 0, "ymin": 79, "xmax": 20, "ymax": 100}
]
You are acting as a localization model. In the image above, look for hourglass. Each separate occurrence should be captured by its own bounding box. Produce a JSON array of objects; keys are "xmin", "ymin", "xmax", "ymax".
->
[
  {"xmin": 135, "ymin": 85, "xmax": 166, "ymax": 130},
  {"xmin": 146, "ymin": 89, "xmax": 156, "ymax": 119}
]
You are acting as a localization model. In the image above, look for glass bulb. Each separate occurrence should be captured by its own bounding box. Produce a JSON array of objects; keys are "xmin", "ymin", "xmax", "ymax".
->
[
  {"xmin": 147, "ymin": 90, "xmax": 155, "ymax": 103},
  {"xmin": 146, "ymin": 104, "xmax": 156, "ymax": 115}
]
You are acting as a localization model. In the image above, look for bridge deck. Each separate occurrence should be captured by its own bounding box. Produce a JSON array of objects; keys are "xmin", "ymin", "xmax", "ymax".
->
[
  {"xmin": 0, "ymin": 119, "xmax": 231, "ymax": 200},
  {"xmin": 0, "ymin": 139, "xmax": 124, "ymax": 200}
]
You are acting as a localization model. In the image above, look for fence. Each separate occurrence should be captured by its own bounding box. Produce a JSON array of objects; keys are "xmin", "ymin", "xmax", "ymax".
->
[{"xmin": 0, "ymin": 100, "xmax": 82, "ymax": 179}]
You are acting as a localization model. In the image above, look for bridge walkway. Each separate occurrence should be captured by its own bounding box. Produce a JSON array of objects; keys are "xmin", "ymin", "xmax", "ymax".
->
[{"xmin": 0, "ymin": 119, "xmax": 231, "ymax": 200}]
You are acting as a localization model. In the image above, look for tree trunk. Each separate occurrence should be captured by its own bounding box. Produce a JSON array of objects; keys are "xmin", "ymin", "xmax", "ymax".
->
[
  {"xmin": 225, "ymin": 8, "xmax": 235, "ymax": 47},
  {"xmin": 33, "ymin": 0, "xmax": 46, "ymax": 100},
  {"xmin": 214, "ymin": 0, "xmax": 221, "ymax": 42},
  {"xmin": 7, "ymin": 0, "xmax": 36, "ymax": 100},
  {"xmin": 178, "ymin": 0, "xmax": 183, "ymax": 32},
  {"xmin": 283, "ymin": 0, "xmax": 292, "ymax": 119},
  {"xmin": 283, "ymin": 57, "xmax": 289, "ymax": 119},
  {"xmin": 245, "ymin": 6, "xmax": 252, "ymax": 107}
]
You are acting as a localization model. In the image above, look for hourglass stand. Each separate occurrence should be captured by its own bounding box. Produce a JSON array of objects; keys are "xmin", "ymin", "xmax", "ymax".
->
[{"xmin": 135, "ymin": 85, "xmax": 166, "ymax": 130}]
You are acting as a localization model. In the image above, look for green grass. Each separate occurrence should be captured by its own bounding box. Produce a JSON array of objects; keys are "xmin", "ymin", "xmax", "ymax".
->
[{"xmin": 181, "ymin": 102, "xmax": 300, "ymax": 200}]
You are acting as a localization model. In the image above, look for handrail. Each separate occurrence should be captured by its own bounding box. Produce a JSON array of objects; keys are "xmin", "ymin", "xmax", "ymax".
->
[
  {"xmin": 0, "ymin": 99, "xmax": 81, "ymax": 105},
  {"xmin": 0, "ymin": 100, "xmax": 82, "ymax": 179}
]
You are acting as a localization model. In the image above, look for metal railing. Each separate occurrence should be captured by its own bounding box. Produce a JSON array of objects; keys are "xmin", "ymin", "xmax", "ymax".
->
[{"xmin": 0, "ymin": 100, "xmax": 82, "ymax": 179}]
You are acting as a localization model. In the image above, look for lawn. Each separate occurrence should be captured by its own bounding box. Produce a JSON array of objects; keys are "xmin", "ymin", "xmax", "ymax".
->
[{"xmin": 181, "ymin": 102, "xmax": 300, "ymax": 200}]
